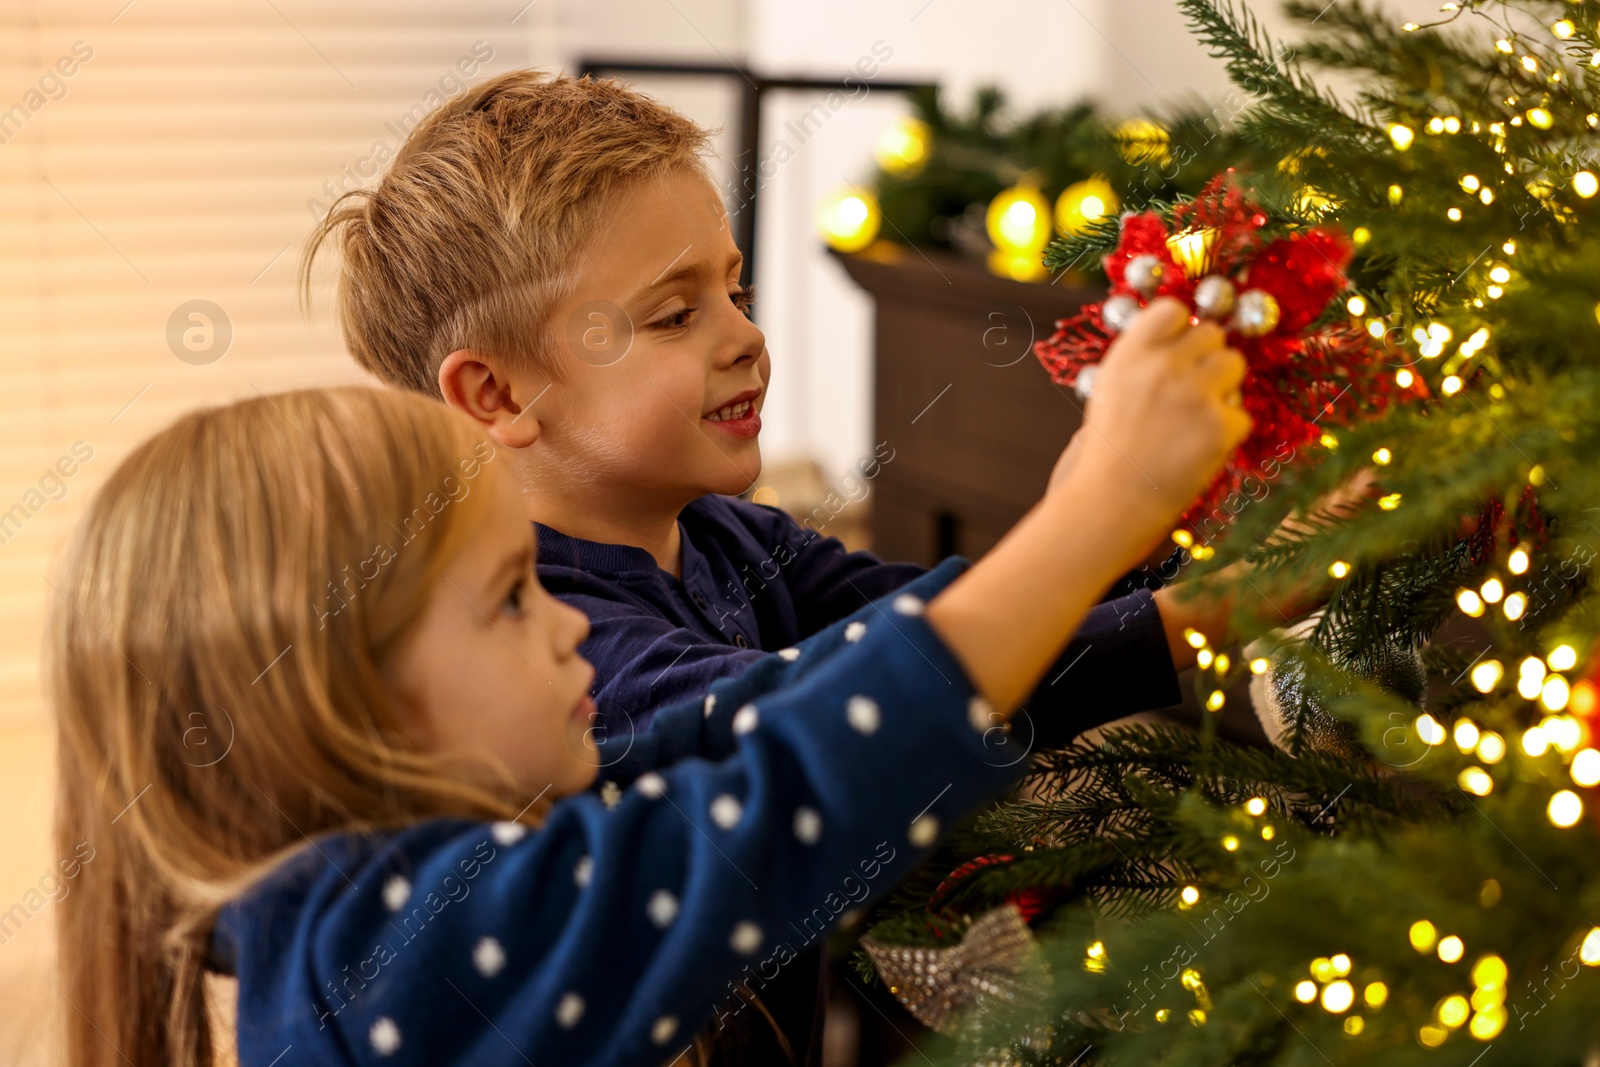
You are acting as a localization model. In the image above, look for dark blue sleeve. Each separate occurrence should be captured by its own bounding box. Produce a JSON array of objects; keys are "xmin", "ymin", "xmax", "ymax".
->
[{"xmin": 216, "ymin": 576, "xmax": 1025, "ymax": 1067}]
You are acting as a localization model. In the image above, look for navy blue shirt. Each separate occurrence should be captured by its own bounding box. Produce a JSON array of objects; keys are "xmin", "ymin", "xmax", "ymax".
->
[
  {"xmin": 536, "ymin": 494, "xmax": 1181, "ymax": 741},
  {"xmin": 212, "ymin": 563, "xmax": 1080, "ymax": 1066}
]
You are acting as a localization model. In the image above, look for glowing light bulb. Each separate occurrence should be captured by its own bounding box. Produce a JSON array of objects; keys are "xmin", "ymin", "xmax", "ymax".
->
[
  {"xmin": 1365, "ymin": 982, "xmax": 1389, "ymax": 1007},
  {"xmin": 1549, "ymin": 644, "xmax": 1578, "ymax": 671},
  {"xmin": 1571, "ymin": 748, "xmax": 1600, "ymax": 787},
  {"xmin": 1577, "ymin": 171, "xmax": 1600, "ymax": 198},
  {"xmin": 1549, "ymin": 789, "xmax": 1584, "ymax": 827},
  {"xmin": 1457, "ymin": 588, "xmax": 1485, "ymax": 617},
  {"xmin": 1581, "ymin": 928, "xmax": 1600, "ymax": 965},
  {"xmin": 1523, "ymin": 725, "xmax": 1550, "ymax": 757},
  {"xmin": 1480, "ymin": 578, "xmax": 1504, "ymax": 603},
  {"xmin": 1322, "ymin": 980, "xmax": 1355, "ymax": 1013},
  {"xmin": 1250, "ymin": 657, "xmax": 1268, "ymax": 674},
  {"xmin": 1555, "ymin": 19, "xmax": 1577, "ymax": 38},
  {"xmin": 1329, "ymin": 560, "xmax": 1351, "ymax": 579},
  {"xmin": 1504, "ymin": 592, "xmax": 1528, "ymax": 620},
  {"xmin": 1509, "ymin": 548, "xmax": 1530, "ymax": 575},
  {"xmin": 1458, "ymin": 766, "xmax": 1493, "ymax": 795},
  {"xmin": 1410, "ymin": 920, "xmax": 1437, "ymax": 951},
  {"xmin": 816, "ymin": 189, "xmax": 882, "ymax": 252},
  {"xmin": 1295, "ymin": 980, "xmax": 1318, "ymax": 1003},
  {"xmin": 1245, "ymin": 797, "xmax": 1267, "ymax": 816},
  {"xmin": 1221, "ymin": 833, "xmax": 1239, "ymax": 851},
  {"xmin": 1180, "ymin": 885, "xmax": 1200, "ymax": 907},
  {"xmin": 1461, "ymin": 174, "xmax": 1481, "ymax": 192},
  {"xmin": 1543, "ymin": 675, "xmax": 1572, "ymax": 711},
  {"xmin": 1389, "ymin": 124, "xmax": 1415, "ymax": 150},
  {"xmin": 1206, "ymin": 686, "xmax": 1225, "ymax": 709},
  {"xmin": 1417, "ymin": 714, "xmax": 1447, "ymax": 745},
  {"xmin": 1438, "ymin": 994, "xmax": 1470, "ymax": 1026},
  {"xmin": 1489, "ymin": 265, "xmax": 1511, "ymax": 283},
  {"xmin": 1347, "ymin": 295, "xmax": 1366, "ymax": 315},
  {"xmin": 1448, "ymin": 207, "xmax": 1463, "ymax": 221},
  {"xmin": 1372, "ymin": 447, "xmax": 1392, "ymax": 465},
  {"xmin": 1471, "ymin": 660, "xmax": 1503, "ymax": 692},
  {"xmin": 1442, "ymin": 376, "xmax": 1464, "ymax": 395},
  {"xmin": 1453, "ymin": 719, "xmax": 1480, "ymax": 750},
  {"xmin": 1477, "ymin": 731, "xmax": 1506, "ymax": 764},
  {"xmin": 1438, "ymin": 935, "xmax": 1465, "ymax": 963}
]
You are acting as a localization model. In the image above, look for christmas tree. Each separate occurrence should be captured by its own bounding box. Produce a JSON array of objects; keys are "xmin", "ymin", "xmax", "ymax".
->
[{"xmin": 858, "ymin": 0, "xmax": 1600, "ymax": 1063}]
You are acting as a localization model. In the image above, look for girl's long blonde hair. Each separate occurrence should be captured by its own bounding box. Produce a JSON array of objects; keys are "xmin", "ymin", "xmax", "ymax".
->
[{"xmin": 48, "ymin": 387, "xmax": 542, "ymax": 1067}]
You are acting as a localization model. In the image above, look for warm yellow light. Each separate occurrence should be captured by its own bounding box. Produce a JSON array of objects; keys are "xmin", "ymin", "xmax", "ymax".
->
[
  {"xmin": 1523, "ymin": 55, "xmax": 1540, "ymax": 72},
  {"xmin": 1364, "ymin": 981, "xmax": 1388, "ymax": 1007},
  {"xmin": 1471, "ymin": 660, "xmax": 1503, "ymax": 692},
  {"xmin": 1171, "ymin": 528, "xmax": 1195, "ymax": 548},
  {"xmin": 1480, "ymin": 578, "xmax": 1504, "ymax": 603},
  {"xmin": 1352, "ymin": 225, "xmax": 1371, "ymax": 245},
  {"xmin": 1543, "ymin": 675, "xmax": 1572, "ymax": 712},
  {"xmin": 1460, "ymin": 174, "xmax": 1481, "ymax": 192},
  {"xmin": 1330, "ymin": 954, "xmax": 1351, "ymax": 976},
  {"xmin": 1221, "ymin": 833, "xmax": 1239, "ymax": 851},
  {"xmin": 1442, "ymin": 375, "xmax": 1464, "ymax": 395},
  {"xmin": 1322, "ymin": 980, "xmax": 1355, "ymax": 1013},
  {"xmin": 1571, "ymin": 748, "xmax": 1600, "ymax": 787},
  {"xmin": 1055, "ymin": 176, "xmax": 1119, "ymax": 236},
  {"xmin": 1581, "ymin": 927, "xmax": 1600, "ymax": 965},
  {"xmin": 1214, "ymin": 653, "xmax": 1229, "ymax": 674},
  {"xmin": 1250, "ymin": 657, "xmax": 1268, "ymax": 674},
  {"xmin": 1503, "ymin": 239, "xmax": 1517, "ymax": 254},
  {"xmin": 1438, "ymin": 935, "xmax": 1465, "ymax": 963},
  {"xmin": 1495, "ymin": 38, "xmax": 1513, "ymax": 53},
  {"xmin": 1166, "ymin": 229, "xmax": 1216, "ymax": 278},
  {"xmin": 1410, "ymin": 920, "xmax": 1437, "ymax": 951},
  {"xmin": 1577, "ymin": 171, "xmax": 1600, "ymax": 198},
  {"xmin": 1245, "ymin": 797, "xmax": 1267, "ymax": 816},
  {"xmin": 1114, "ymin": 118, "xmax": 1170, "ymax": 164},
  {"xmin": 1379, "ymin": 492, "xmax": 1403, "ymax": 510},
  {"xmin": 1470, "ymin": 1006, "xmax": 1507, "ymax": 1040},
  {"xmin": 1523, "ymin": 725, "xmax": 1551, "ymax": 757},
  {"xmin": 1344, "ymin": 1015, "xmax": 1364, "ymax": 1035},
  {"xmin": 1389, "ymin": 124, "xmax": 1415, "ymax": 150},
  {"xmin": 1549, "ymin": 789, "xmax": 1584, "ymax": 828},
  {"xmin": 1480, "ymin": 187, "xmax": 1495, "ymax": 205},
  {"xmin": 1487, "ymin": 284, "xmax": 1504, "ymax": 298},
  {"xmin": 1417, "ymin": 714, "xmax": 1447, "ymax": 745},
  {"xmin": 1329, "ymin": 560, "xmax": 1351, "ymax": 579},
  {"xmin": 1372, "ymin": 447, "xmax": 1392, "ymax": 464},
  {"xmin": 1456, "ymin": 589, "xmax": 1485, "ymax": 617},
  {"xmin": 1346, "ymin": 295, "xmax": 1366, "ymax": 315},
  {"xmin": 1294, "ymin": 980, "xmax": 1318, "ymax": 1003},
  {"xmin": 875, "ymin": 117, "xmax": 931, "ymax": 176},
  {"xmin": 1086, "ymin": 940, "xmax": 1106, "ymax": 959},
  {"xmin": 1489, "ymin": 265, "xmax": 1511, "ymax": 284},
  {"xmin": 986, "ymin": 185, "xmax": 1053, "ymax": 255},
  {"xmin": 1419, "ymin": 1024, "xmax": 1448, "ymax": 1048},
  {"xmin": 1320, "ymin": 431, "xmax": 1339, "ymax": 449},
  {"xmin": 1527, "ymin": 107, "xmax": 1553, "ymax": 129},
  {"xmin": 1550, "ymin": 644, "xmax": 1578, "ymax": 671},
  {"xmin": 1477, "ymin": 731, "xmax": 1506, "ymax": 764},
  {"xmin": 1471, "ymin": 955, "xmax": 1508, "ymax": 987},
  {"xmin": 1395, "ymin": 370, "xmax": 1414, "ymax": 389},
  {"xmin": 1180, "ymin": 884, "xmax": 1200, "ymax": 906},
  {"xmin": 1448, "ymin": 207, "xmax": 1463, "ymax": 221},
  {"xmin": 1185, "ymin": 628, "xmax": 1208, "ymax": 649},
  {"xmin": 1197, "ymin": 648, "xmax": 1214, "ymax": 669},
  {"xmin": 1438, "ymin": 994, "xmax": 1470, "ymax": 1027},
  {"xmin": 1576, "ymin": 681, "xmax": 1600, "ymax": 717},
  {"xmin": 1458, "ymin": 766, "xmax": 1494, "ymax": 796},
  {"xmin": 1453, "ymin": 719, "xmax": 1480, "ymax": 750},
  {"xmin": 1504, "ymin": 592, "xmax": 1528, "ymax": 620},
  {"xmin": 1555, "ymin": 19, "xmax": 1577, "ymax": 38},
  {"xmin": 816, "ymin": 189, "xmax": 882, "ymax": 252},
  {"xmin": 1547, "ymin": 715, "xmax": 1583, "ymax": 753}
]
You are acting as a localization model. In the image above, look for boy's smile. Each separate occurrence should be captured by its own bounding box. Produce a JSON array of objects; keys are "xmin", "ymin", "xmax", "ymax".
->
[{"xmin": 703, "ymin": 386, "xmax": 762, "ymax": 438}]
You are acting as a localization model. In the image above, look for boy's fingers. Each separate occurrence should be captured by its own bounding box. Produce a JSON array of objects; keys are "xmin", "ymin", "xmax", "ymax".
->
[
  {"xmin": 1166, "ymin": 321, "xmax": 1228, "ymax": 363},
  {"xmin": 1196, "ymin": 346, "xmax": 1247, "ymax": 392}
]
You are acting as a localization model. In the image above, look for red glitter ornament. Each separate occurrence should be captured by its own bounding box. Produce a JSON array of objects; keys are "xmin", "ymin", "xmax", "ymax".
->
[
  {"xmin": 922, "ymin": 854, "xmax": 1062, "ymax": 938},
  {"xmin": 1034, "ymin": 171, "xmax": 1418, "ymax": 536}
]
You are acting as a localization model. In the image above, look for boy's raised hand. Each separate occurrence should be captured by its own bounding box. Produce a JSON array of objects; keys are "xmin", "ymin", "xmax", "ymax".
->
[{"xmin": 1069, "ymin": 297, "xmax": 1251, "ymax": 523}]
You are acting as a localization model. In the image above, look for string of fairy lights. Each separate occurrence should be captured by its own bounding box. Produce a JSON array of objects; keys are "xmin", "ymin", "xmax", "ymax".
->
[
  {"xmin": 1038, "ymin": 4, "xmax": 1600, "ymax": 1052},
  {"xmin": 814, "ymin": 114, "xmax": 1167, "ymax": 281}
]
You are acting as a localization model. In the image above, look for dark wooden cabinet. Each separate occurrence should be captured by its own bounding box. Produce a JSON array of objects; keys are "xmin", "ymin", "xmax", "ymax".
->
[{"xmin": 831, "ymin": 245, "xmax": 1102, "ymax": 566}]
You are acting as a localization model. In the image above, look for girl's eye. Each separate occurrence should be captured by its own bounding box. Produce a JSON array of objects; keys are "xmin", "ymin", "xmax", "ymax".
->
[
  {"xmin": 732, "ymin": 282, "xmax": 758, "ymax": 318},
  {"xmin": 502, "ymin": 577, "xmax": 527, "ymax": 617}
]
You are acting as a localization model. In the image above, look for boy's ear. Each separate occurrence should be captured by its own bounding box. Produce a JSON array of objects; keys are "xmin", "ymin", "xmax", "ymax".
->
[{"xmin": 438, "ymin": 349, "xmax": 543, "ymax": 450}]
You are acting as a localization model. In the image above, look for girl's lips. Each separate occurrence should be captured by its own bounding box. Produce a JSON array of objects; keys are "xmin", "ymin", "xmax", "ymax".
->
[{"xmin": 571, "ymin": 693, "xmax": 598, "ymax": 724}]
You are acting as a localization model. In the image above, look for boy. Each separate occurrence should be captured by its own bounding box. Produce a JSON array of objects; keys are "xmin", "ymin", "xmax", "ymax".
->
[{"xmin": 307, "ymin": 70, "xmax": 1282, "ymax": 743}]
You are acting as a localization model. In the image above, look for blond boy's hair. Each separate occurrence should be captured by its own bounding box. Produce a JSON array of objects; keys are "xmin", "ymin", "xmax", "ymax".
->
[{"xmin": 304, "ymin": 70, "xmax": 714, "ymax": 394}]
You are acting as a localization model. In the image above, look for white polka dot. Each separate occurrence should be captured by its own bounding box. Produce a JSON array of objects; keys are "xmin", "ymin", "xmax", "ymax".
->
[
  {"xmin": 732, "ymin": 704, "xmax": 759, "ymax": 735},
  {"xmin": 793, "ymin": 806, "xmax": 822, "ymax": 845},
  {"xmin": 703, "ymin": 693, "xmax": 717, "ymax": 717},
  {"xmin": 730, "ymin": 921, "xmax": 763, "ymax": 954},
  {"xmin": 968, "ymin": 695, "xmax": 995, "ymax": 732},
  {"xmin": 381, "ymin": 875, "xmax": 410, "ymax": 912},
  {"xmin": 491, "ymin": 821, "xmax": 526, "ymax": 845},
  {"xmin": 893, "ymin": 593, "xmax": 925, "ymax": 616},
  {"xmin": 778, "ymin": 647, "xmax": 801, "ymax": 661},
  {"xmin": 369, "ymin": 1017, "xmax": 401, "ymax": 1056},
  {"xmin": 556, "ymin": 992, "xmax": 585, "ymax": 1028},
  {"xmin": 647, "ymin": 889, "xmax": 679, "ymax": 928},
  {"xmin": 652, "ymin": 1015, "xmax": 679, "ymax": 1044},
  {"xmin": 847, "ymin": 695, "xmax": 880, "ymax": 735},
  {"xmin": 473, "ymin": 936, "xmax": 506, "ymax": 978},
  {"xmin": 600, "ymin": 781, "xmax": 622, "ymax": 809},
  {"xmin": 574, "ymin": 855, "xmax": 593, "ymax": 887},
  {"xmin": 710, "ymin": 794, "xmax": 743, "ymax": 830},
  {"xmin": 636, "ymin": 772, "xmax": 667, "ymax": 799},
  {"xmin": 909, "ymin": 813, "xmax": 940, "ymax": 847},
  {"xmin": 844, "ymin": 620, "xmax": 867, "ymax": 643}
]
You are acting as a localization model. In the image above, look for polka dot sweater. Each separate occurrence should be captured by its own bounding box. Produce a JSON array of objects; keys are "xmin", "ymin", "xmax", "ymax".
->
[{"xmin": 209, "ymin": 563, "xmax": 1058, "ymax": 1066}]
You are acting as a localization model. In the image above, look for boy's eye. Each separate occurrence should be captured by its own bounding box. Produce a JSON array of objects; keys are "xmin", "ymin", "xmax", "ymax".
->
[
  {"xmin": 732, "ymin": 282, "xmax": 758, "ymax": 318},
  {"xmin": 651, "ymin": 306, "xmax": 696, "ymax": 331}
]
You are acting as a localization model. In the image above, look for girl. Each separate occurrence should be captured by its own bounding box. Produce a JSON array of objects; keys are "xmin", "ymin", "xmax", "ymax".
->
[{"xmin": 50, "ymin": 298, "xmax": 1247, "ymax": 1066}]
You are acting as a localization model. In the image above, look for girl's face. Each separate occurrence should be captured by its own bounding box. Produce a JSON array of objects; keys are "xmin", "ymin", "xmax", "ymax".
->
[{"xmin": 383, "ymin": 464, "xmax": 600, "ymax": 798}]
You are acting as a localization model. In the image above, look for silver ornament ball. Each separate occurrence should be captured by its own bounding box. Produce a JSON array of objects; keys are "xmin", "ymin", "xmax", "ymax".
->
[
  {"xmin": 1123, "ymin": 254, "xmax": 1165, "ymax": 297},
  {"xmin": 1074, "ymin": 363, "xmax": 1100, "ymax": 400},
  {"xmin": 1101, "ymin": 294, "xmax": 1142, "ymax": 335},
  {"xmin": 1193, "ymin": 275, "xmax": 1237, "ymax": 319},
  {"xmin": 1231, "ymin": 288, "xmax": 1281, "ymax": 337}
]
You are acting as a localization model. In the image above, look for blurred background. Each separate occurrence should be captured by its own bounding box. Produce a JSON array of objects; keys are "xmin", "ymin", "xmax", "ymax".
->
[{"xmin": 0, "ymin": 0, "xmax": 1347, "ymax": 1060}]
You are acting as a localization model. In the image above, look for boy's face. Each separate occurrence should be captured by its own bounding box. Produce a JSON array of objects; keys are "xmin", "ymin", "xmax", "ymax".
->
[{"xmin": 536, "ymin": 167, "xmax": 770, "ymax": 505}]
